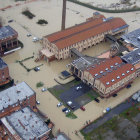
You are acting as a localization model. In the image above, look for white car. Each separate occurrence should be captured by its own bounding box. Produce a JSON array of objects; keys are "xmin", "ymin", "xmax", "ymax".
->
[
  {"xmin": 57, "ymin": 102, "xmax": 63, "ymax": 107},
  {"xmin": 41, "ymin": 88, "xmax": 47, "ymax": 92},
  {"xmin": 36, "ymin": 100, "xmax": 40, "ymax": 105},
  {"xmin": 132, "ymin": 93, "xmax": 139, "ymax": 100},
  {"xmin": 32, "ymin": 37, "xmax": 39, "ymax": 42},
  {"xmin": 65, "ymin": 109, "xmax": 71, "ymax": 114},
  {"xmin": 76, "ymin": 86, "xmax": 82, "ymax": 91}
]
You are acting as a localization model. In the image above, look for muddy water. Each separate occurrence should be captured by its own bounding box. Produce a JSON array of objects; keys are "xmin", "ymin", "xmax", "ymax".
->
[{"xmin": 1, "ymin": 0, "xmax": 140, "ymax": 140}]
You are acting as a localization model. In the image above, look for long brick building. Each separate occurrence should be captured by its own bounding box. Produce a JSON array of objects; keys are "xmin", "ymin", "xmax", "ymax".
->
[
  {"xmin": 41, "ymin": 13, "xmax": 128, "ymax": 61},
  {"xmin": 0, "ymin": 82, "xmax": 51, "ymax": 140},
  {"xmin": 70, "ymin": 56, "xmax": 136, "ymax": 98}
]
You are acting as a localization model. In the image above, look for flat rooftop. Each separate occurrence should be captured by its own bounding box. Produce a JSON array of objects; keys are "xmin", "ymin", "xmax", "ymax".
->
[
  {"xmin": 0, "ymin": 58, "xmax": 7, "ymax": 69},
  {"xmin": 121, "ymin": 48, "xmax": 140, "ymax": 65},
  {"xmin": 71, "ymin": 56, "xmax": 104, "ymax": 71},
  {"xmin": 0, "ymin": 82, "xmax": 35, "ymax": 111},
  {"xmin": 121, "ymin": 28, "xmax": 140, "ymax": 48},
  {"xmin": 0, "ymin": 25, "xmax": 17, "ymax": 40},
  {"xmin": 1, "ymin": 107, "xmax": 50, "ymax": 140}
]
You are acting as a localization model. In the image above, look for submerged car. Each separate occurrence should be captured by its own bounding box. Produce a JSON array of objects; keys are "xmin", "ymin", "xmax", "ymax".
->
[
  {"xmin": 76, "ymin": 86, "xmax": 82, "ymax": 91},
  {"xmin": 57, "ymin": 102, "xmax": 63, "ymax": 107}
]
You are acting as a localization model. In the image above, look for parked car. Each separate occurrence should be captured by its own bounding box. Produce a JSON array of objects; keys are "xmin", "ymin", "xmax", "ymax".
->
[
  {"xmin": 34, "ymin": 67, "xmax": 40, "ymax": 72},
  {"xmin": 112, "ymin": 94, "xmax": 117, "ymax": 97},
  {"xmin": 76, "ymin": 85, "xmax": 82, "ymax": 91},
  {"xmin": 27, "ymin": 33, "xmax": 32, "ymax": 37},
  {"xmin": 65, "ymin": 109, "xmax": 71, "ymax": 114},
  {"xmin": 36, "ymin": 100, "xmax": 40, "ymax": 105},
  {"xmin": 57, "ymin": 102, "xmax": 63, "ymax": 107},
  {"xmin": 126, "ymin": 84, "xmax": 131, "ymax": 88},
  {"xmin": 41, "ymin": 88, "xmax": 47, "ymax": 92},
  {"xmin": 137, "ymin": 97, "xmax": 140, "ymax": 102},
  {"xmin": 80, "ymin": 106, "xmax": 85, "ymax": 111},
  {"xmin": 94, "ymin": 98, "xmax": 100, "ymax": 103},
  {"xmin": 67, "ymin": 101, "xmax": 76, "ymax": 110},
  {"xmin": 8, "ymin": 19, "xmax": 13, "ymax": 23},
  {"xmin": 32, "ymin": 37, "xmax": 39, "ymax": 42},
  {"xmin": 132, "ymin": 93, "xmax": 139, "ymax": 100},
  {"xmin": 62, "ymin": 108, "xmax": 68, "ymax": 112}
]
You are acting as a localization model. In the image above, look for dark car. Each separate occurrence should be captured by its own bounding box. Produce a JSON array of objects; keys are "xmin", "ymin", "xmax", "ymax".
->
[
  {"xmin": 8, "ymin": 20, "xmax": 14, "ymax": 23},
  {"xmin": 112, "ymin": 94, "xmax": 117, "ymax": 97},
  {"xmin": 34, "ymin": 67, "xmax": 40, "ymax": 72},
  {"xmin": 62, "ymin": 108, "xmax": 68, "ymax": 112},
  {"xmin": 126, "ymin": 84, "xmax": 131, "ymax": 88},
  {"xmin": 94, "ymin": 98, "xmax": 100, "ymax": 103}
]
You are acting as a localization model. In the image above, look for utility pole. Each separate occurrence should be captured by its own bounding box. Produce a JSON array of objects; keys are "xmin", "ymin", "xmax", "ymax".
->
[{"xmin": 61, "ymin": 0, "xmax": 66, "ymax": 30}]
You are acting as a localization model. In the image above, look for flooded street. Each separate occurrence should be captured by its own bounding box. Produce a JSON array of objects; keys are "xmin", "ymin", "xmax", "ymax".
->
[{"xmin": 0, "ymin": 0, "xmax": 140, "ymax": 139}]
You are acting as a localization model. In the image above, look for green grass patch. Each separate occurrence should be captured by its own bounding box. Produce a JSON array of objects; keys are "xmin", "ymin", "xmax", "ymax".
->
[
  {"xmin": 48, "ymin": 88, "xmax": 64, "ymax": 101},
  {"xmin": 36, "ymin": 82, "xmax": 44, "ymax": 88},
  {"xmin": 120, "ymin": 103, "xmax": 140, "ymax": 121},
  {"xmin": 66, "ymin": 112, "xmax": 77, "ymax": 119},
  {"xmin": 86, "ymin": 90, "xmax": 99, "ymax": 100}
]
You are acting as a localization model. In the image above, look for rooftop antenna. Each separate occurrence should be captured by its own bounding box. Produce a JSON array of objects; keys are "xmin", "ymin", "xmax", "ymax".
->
[{"xmin": 61, "ymin": 0, "xmax": 66, "ymax": 30}]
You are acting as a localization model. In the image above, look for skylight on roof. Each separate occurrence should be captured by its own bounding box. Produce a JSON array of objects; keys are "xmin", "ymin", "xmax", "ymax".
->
[
  {"xmin": 100, "ymin": 71, "xmax": 103, "ymax": 74},
  {"xmin": 110, "ymin": 65, "xmax": 114, "ymax": 68},
  {"xmin": 106, "ymin": 82, "xmax": 110, "ymax": 85},
  {"xmin": 122, "ymin": 73, "xmax": 125, "ymax": 76},
  {"xmin": 115, "ymin": 63, "xmax": 118, "ymax": 66},
  {"xmin": 126, "ymin": 70, "xmax": 130, "ymax": 73},
  {"xmin": 105, "ymin": 68, "xmax": 108, "ymax": 71},
  {"xmin": 117, "ymin": 76, "xmax": 120, "ymax": 79},
  {"xmin": 131, "ymin": 68, "xmax": 134, "ymax": 71},
  {"xmin": 111, "ymin": 79, "xmax": 115, "ymax": 82}
]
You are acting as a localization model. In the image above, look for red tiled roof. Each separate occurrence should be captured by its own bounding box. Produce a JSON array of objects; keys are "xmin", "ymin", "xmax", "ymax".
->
[
  {"xmin": 86, "ymin": 56, "xmax": 122, "ymax": 77},
  {"xmin": 54, "ymin": 18, "xmax": 127, "ymax": 50},
  {"xmin": 45, "ymin": 15, "xmax": 105, "ymax": 43},
  {"xmin": 100, "ymin": 64, "xmax": 136, "ymax": 88}
]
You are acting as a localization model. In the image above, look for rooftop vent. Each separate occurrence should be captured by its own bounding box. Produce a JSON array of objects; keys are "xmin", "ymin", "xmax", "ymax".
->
[
  {"xmin": 110, "ymin": 65, "xmax": 114, "ymax": 68},
  {"xmin": 111, "ymin": 79, "xmax": 115, "ymax": 82},
  {"xmin": 122, "ymin": 73, "xmax": 125, "ymax": 76},
  {"xmin": 117, "ymin": 76, "xmax": 120, "ymax": 79},
  {"xmin": 115, "ymin": 63, "xmax": 118, "ymax": 66},
  {"xmin": 131, "ymin": 68, "xmax": 134, "ymax": 71},
  {"xmin": 106, "ymin": 82, "xmax": 110, "ymax": 85}
]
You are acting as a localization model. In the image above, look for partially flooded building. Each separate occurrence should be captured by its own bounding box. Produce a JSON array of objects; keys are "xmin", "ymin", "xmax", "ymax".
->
[
  {"xmin": 41, "ymin": 13, "xmax": 128, "ymax": 61},
  {"xmin": 0, "ymin": 82, "xmax": 36, "ymax": 118},
  {"xmin": 0, "ymin": 25, "xmax": 20, "ymax": 56},
  {"xmin": 1, "ymin": 107, "xmax": 51, "ymax": 140},
  {"xmin": 0, "ymin": 58, "xmax": 11, "ymax": 87}
]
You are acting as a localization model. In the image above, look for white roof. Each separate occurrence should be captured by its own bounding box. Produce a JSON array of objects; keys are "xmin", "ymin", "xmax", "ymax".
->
[
  {"xmin": 0, "ymin": 82, "xmax": 35, "ymax": 111},
  {"xmin": 2, "ymin": 107, "xmax": 50, "ymax": 140}
]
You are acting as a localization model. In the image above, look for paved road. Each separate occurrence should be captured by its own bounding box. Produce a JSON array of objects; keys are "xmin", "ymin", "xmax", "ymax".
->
[
  {"xmin": 60, "ymin": 82, "xmax": 91, "ymax": 110},
  {"xmin": 83, "ymin": 98, "xmax": 138, "ymax": 134}
]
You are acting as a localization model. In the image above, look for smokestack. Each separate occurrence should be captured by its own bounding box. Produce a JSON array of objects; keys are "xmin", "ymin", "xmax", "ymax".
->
[{"xmin": 61, "ymin": 0, "xmax": 66, "ymax": 30}]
